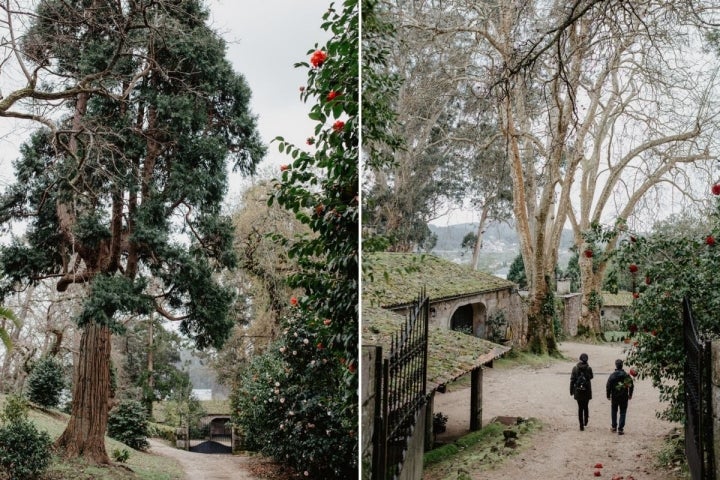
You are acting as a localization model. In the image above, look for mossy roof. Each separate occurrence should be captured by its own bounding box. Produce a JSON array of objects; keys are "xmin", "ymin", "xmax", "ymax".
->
[
  {"xmin": 363, "ymin": 306, "xmax": 510, "ymax": 392},
  {"xmin": 363, "ymin": 252, "xmax": 515, "ymax": 309},
  {"xmin": 602, "ymin": 291, "xmax": 634, "ymax": 307}
]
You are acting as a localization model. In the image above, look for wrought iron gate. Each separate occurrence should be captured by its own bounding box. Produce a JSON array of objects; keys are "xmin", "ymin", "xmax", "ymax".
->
[
  {"xmin": 188, "ymin": 416, "xmax": 232, "ymax": 454},
  {"xmin": 683, "ymin": 298, "xmax": 715, "ymax": 480},
  {"xmin": 373, "ymin": 291, "xmax": 429, "ymax": 480}
]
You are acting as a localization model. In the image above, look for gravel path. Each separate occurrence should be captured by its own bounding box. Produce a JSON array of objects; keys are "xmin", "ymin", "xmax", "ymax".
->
[
  {"xmin": 431, "ymin": 341, "xmax": 682, "ymax": 480},
  {"xmin": 147, "ymin": 438, "xmax": 260, "ymax": 480}
]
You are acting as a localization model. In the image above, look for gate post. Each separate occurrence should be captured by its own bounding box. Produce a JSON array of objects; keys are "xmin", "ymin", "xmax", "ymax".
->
[
  {"xmin": 232, "ymin": 425, "xmax": 246, "ymax": 454},
  {"xmin": 711, "ymin": 341, "xmax": 720, "ymax": 479}
]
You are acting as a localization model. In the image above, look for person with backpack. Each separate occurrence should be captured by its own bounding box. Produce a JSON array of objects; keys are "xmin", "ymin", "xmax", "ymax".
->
[
  {"xmin": 606, "ymin": 359, "xmax": 634, "ymax": 435},
  {"xmin": 570, "ymin": 353, "xmax": 594, "ymax": 431}
]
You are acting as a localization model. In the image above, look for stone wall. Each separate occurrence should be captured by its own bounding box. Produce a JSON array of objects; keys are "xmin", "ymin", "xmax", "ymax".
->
[
  {"xmin": 561, "ymin": 294, "xmax": 582, "ymax": 337},
  {"xmin": 361, "ymin": 345, "xmax": 380, "ymax": 479}
]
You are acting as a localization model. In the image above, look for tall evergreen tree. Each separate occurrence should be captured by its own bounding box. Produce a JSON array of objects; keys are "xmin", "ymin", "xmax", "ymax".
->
[{"xmin": 0, "ymin": 0, "xmax": 264, "ymax": 463}]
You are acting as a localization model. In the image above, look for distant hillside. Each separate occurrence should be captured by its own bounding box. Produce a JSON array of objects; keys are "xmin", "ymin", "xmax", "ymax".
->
[{"xmin": 428, "ymin": 221, "xmax": 576, "ymax": 274}]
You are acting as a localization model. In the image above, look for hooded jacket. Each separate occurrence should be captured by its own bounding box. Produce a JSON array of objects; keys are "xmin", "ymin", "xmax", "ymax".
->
[{"xmin": 570, "ymin": 361, "xmax": 594, "ymax": 400}]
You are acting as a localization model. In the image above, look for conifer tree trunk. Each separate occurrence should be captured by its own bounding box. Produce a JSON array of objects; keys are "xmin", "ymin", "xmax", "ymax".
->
[{"xmin": 55, "ymin": 322, "xmax": 112, "ymax": 464}]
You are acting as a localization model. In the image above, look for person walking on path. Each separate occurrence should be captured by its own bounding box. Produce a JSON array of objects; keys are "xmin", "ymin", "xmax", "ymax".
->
[
  {"xmin": 570, "ymin": 353, "xmax": 594, "ymax": 431},
  {"xmin": 606, "ymin": 358, "xmax": 634, "ymax": 435}
]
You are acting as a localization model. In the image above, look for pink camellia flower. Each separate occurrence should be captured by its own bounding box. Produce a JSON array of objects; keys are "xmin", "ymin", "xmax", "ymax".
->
[
  {"xmin": 280, "ymin": 164, "xmax": 289, "ymax": 172},
  {"xmin": 706, "ymin": 235, "xmax": 715, "ymax": 246},
  {"xmin": 629, "ymin": 263, "xmax": 638, "ymax": 273},
  {"xmin": 310, "ymin": 50, "xmax": 328, "ymax": 67},
  {"xmin": 327, "ymin": 90, "xmax": 340, "ymax": 101},
  {"xmin": 712, "ymin": 183, "xmax": 720, "ymax": 195},
  {"xmin": 332, "ymin": 120, "xmax": 345, "ymax": 132}
]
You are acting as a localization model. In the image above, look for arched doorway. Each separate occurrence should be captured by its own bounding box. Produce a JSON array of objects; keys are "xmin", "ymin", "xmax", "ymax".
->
[{"xmin": 450, "ymin": 305, "xmax": 473, "ymax": 334}]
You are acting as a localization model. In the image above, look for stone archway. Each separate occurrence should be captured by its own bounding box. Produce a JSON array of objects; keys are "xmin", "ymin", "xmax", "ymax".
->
[
  {"xmin": 473, "ymin": 303, "xmax": 487, "ymax": 338},
  {"xmin": 450, "ymin": 304, "xmax": 473, "ymax": 334}
]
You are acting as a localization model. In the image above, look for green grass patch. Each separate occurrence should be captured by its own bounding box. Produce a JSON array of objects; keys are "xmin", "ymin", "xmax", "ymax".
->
[
  {"xmin": 423, "ymin": 418, "xmax": 542, "ymax": 477},
  {"xmin": 0, "ymin": 395, "xmax": 184, "ymax": 480},
  {"xmin": 602, "ymin": 330, "xmax": 629, "ymax": 343}
]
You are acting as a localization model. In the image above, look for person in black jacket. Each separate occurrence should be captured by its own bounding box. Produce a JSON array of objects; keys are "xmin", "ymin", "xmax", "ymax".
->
[
  {"xmin": 606, "ymin": 359, "xmax": 634, "ymax": 435},
  {"xmin": 570, "ymin": 353, "xmax": 594, "ymax": 431}
]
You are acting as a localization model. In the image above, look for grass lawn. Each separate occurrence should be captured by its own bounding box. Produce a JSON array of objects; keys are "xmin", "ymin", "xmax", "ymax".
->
[{"xmin": 1, "ymin": 395, "xmax": 184, "ymax": 480}]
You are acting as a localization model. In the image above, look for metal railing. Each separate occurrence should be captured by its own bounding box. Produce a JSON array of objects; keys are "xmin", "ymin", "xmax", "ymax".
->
[
  {"xmin": 683, "ymin": 297, "xmax": 715, "ymax": 480},
  {"xmin": 373, "ymin": 291, "xmax": 429, "ymax": 480}
]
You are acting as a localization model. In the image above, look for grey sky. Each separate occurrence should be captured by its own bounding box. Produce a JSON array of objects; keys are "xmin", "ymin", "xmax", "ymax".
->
[{"xmin": 207, "ymin": 0, "xmax": 331, "ymax": 201}]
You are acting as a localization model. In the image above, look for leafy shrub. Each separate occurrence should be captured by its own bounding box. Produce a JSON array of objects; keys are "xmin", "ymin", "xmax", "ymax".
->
[
  {"xmin": 107, "ymin": 399, "xmax": 149, "ymax": 451},
  {"xmin": 111, "ymin": 448, "xmax": 130, "ymax": 463},
  {"xmin": 0, "ymin": 395, "xmax": 52, "ymax": 480},
  {"xmin": 26, "ymin": 356, "xmax": 65, "ymax": 408},
  {"xmin": 232, "ymin": 315, "xmax": 356, "ymax": 477},
  {"xmin": 146, "ymin": 422, "xmax": 176, "ymax": 442}
]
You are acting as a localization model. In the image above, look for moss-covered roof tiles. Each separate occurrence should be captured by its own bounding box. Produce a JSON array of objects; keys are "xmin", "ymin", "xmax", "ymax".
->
[
  {"xmin": 363, "ymin": 306, "xmax": 510, "ymax": 392},
  {"xmin": 602, "ymin": 291, "xmax": 634, "ymax": 307},
  {"xmin": 363, "ymin": 252, "xmax": 515, "ymax": 309}
]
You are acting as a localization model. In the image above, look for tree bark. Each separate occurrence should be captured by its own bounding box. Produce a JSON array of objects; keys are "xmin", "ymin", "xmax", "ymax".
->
[{"xmin": 55, "ymin": 321, "xmax": 112, "ymax": 464}]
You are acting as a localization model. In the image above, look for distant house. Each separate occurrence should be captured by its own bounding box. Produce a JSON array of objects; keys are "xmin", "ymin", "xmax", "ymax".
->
[
  {"xmin": 364, "ymin": 252, "xmax": 525, "ymax": 345},
  {"xmin": 601, "ymin": 291, "xmax": 634, "ymax": 330}
]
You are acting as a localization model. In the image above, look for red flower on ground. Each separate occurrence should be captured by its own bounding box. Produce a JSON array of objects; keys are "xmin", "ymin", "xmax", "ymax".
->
[
  {"xmin": 326, "ymin": 90, "xmax": 340, "ymax": 101},
  {"xmin": 594, "ymin": 463, "xmax": 603, "ymax": 468},
  {"xmin": 280, "ymin": 164, "xmax": 289, "ymax": 172},
  {"xmin": 332, "ymin": 120, "xmax": 345, "ymax": 132},
  {"xmin": 594, "ymin": 471, "xmax": 602, "ymax": 477},
  {"xmin": 584, "ymin": 249, "xmax": 593, "ymax": 258},
  {"xmin": 290, "ymin": 297, "xmax": 298, "ymax": 306},
  {"xmin": 712, "ymin": 183, "xmax": 720, "ymax": 195},
  {"xmin": 706, "ymin": 235, "xmax": 715, "ymax": 246},
  {"xmin": 310, "ymin": 50, "xmax": 327, "ymax": 67},
  {"xmin": 629, "ymin": 264, "xmax": 638, "ymax": 273}
]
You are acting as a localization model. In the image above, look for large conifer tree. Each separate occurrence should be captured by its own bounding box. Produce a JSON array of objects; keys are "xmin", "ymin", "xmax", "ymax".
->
[{"xmin": 0, "ymin": 0, "xmax": 264, "ymax": 463}]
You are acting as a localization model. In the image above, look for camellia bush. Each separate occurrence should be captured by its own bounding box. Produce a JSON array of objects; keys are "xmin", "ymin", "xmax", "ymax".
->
[
  {"xmin": 26, "ymin": 356, "xmax": 65, "ymax": 408},
  {"xmin": 613, "ymin": 185, "xmax": 720, "ymax": 422},
  {"xmin": 232, "ymin": 0, "xmax": 358, "ymax": 477}
]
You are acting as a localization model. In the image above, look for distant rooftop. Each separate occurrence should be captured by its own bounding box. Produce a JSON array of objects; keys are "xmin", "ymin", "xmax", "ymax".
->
[{"xmin": 363, "ymin": 252, "xmax": 516, "ymax": 309}]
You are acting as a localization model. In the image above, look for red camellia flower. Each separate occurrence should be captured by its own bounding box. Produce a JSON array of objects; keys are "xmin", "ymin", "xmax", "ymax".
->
[
  {"xmin": 332, "ymin": 120, "xmax": 345, "ymax": 132},
  {"xmin": 299, "ymin": 86, "xmax": 305, "ymax": 92},
  {"xmin": 594, "ymin": 463, "xmax": 603, "ymax": 469},
  {"xmin": 712, "ymin": 183, "xmax": 720, "ymax": 195},
  {"xmin": 629, "ymin": 324, "xmax": 638, "ymax": 333},
  {"xmin": 290, "ymin": 297, "xmax": 298, "ymax": 306},
  {"xmin": 629, "ymin": 263, "xmax": 638, "ymax": 273},
  {"xmin": 706, "ymin": 235, "xmax": 715, "ymax": 246},
  {"xmin": 651, "ymin": 329, "xmax": 657, "ymax": 336},
  {"xmin": 316, "ymin": 342, "xmax": 324, "ymax": 350},
  {"xmin": 306, "ymin": 137, "xmax": 315, "ymax": 145},
  {"xmin": 323, "ymin": 318, "xmax": 331, "ymax": 326},
  {"xmin": 326, "ymin": 90, "xmax": 340, "ymax": 101},
  {"xmin": 315, "ymin": 204, "xmax": 325, "ymax": 215},
  {"xmin": 629, "ymin": 368, "xmax": 637, "ymax": 377},
  {"xmin": 632, "ymin": 292, "xmax": 640, "ymax": 299},
  {"xmin": 348, "ymin": 362, "xmax": 357, "ymax": 374},
  {"xmin": 594, "ymin": 471, "xmax": 602, "ymax": 477},
  {"xmin": 280, "ymin": 164, "xmax": 289, "ymax": 172},
  {"xmin": 584, "ymin": 249, "xmax": 593, "ymax": 258},
  {"xmin": 630, "ymin": 235, "xmax": 637, "ymax": 243},
  {"xmin": 310, "ymin": 50, "xmax": 328, "ymax": 67},
  {"xmin": 645, "ymin": 276, "xmax": 651, "ymax": 285}
]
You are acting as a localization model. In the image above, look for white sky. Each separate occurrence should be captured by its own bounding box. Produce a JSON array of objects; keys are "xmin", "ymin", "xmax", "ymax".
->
[
  {"xmin": 0, "ymin": 0, "xmax": 330, "ymax": 207},
  {"xmin": 207, "ymin": 0, "xmax": 331, "ymax": 205}
]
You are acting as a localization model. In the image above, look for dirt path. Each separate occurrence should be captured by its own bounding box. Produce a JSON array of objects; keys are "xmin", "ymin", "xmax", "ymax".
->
[
  {"xmin": 431, "ymin": 341, "xmax": 681, "ymax": 480},
  {"xmin": 147, "ymin": 439, "xmax": 260, "ymax": 480}
]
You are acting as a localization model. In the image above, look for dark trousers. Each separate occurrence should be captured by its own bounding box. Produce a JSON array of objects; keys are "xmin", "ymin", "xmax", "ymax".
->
[
  {"xmin": 611, "ymin": 399, "xmax": 628, "ymax": 431},
  {"xmin": 577, "ymin": 398, "xmax": 589, "ymax": 427}
]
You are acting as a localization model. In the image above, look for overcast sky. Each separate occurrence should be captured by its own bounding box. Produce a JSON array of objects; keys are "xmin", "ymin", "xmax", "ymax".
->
[{"xmin": 207, "ymin": 0, "xmax": 331, "ymax": 204}]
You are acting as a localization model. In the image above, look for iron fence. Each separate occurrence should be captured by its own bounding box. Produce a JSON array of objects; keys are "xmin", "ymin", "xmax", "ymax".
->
[
  {"xmin": 683, "ymin": 297, "xmax": 715, "ymax": 480},
  {"xmin": 373, "ymin": 291, "xmax": 429, "ymax": 480}
]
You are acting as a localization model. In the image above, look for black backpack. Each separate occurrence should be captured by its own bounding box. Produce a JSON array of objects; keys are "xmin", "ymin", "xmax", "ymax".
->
[
  {"xmin": 612, "ymin": 371, "xmax": 631, "ymax": 400},
  {"xmin": 575, "ymin": 371, "xmax": 589, "ymax": 392}
]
